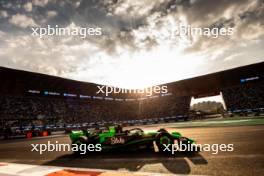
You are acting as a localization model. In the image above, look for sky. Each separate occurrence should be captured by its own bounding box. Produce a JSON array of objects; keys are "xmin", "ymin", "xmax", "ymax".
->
[{"xmin": 0, "ymin": 0, "xmax": 264, "ymax": 89}]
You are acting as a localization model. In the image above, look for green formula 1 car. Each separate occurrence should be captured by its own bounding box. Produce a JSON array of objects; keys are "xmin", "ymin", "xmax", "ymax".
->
[
  {"xmin": 70, "ymin": 126, "xmax": 196, "ymax": 152},
  {"xmin": 69, "ymin": 126, "xmax": 196, "ymax": 153}
]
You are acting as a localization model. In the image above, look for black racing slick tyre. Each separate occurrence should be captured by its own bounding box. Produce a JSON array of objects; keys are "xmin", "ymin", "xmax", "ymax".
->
[
  {"xmin": 71, "ymin": 136, "xmax": 87, "ymax": 155},
  {"xmin": 156, "ymin": 133, "xmax": 174, "ymax": 152}
]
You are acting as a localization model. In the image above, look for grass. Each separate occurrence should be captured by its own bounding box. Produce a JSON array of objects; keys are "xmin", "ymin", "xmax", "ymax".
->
[{"xmin": 146, "ymin": 116, "xmax": 264, "ymax": 128}]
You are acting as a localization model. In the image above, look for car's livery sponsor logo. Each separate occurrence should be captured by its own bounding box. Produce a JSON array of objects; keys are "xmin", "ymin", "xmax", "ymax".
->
[{"xmin": 111, "ymin": 137, "xmax": 125, "ymax": 144}]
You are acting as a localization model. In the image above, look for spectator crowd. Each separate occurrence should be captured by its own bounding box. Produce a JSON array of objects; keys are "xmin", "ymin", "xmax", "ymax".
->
[
  {"xmin": 222, "ymin": 81, "xmax": 264, "ymax": 112},
  {"xmin": 0, "ymin": 95, "xmax": 191, "ymax": 125}
]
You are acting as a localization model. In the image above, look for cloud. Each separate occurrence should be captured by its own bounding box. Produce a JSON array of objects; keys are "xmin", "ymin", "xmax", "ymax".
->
[
  {"xmin": 0, "ymin": 32, "xmax": 100, "ymax": 77},
  {"xmin": 33, "ymin": 0, "xmax": 49, "ymax": 7},
  {"xmin": 182, "ymin": 0, "xmax": 264, "ymax": 58},
  {"xmin": 0, "ymin": 0, "xmax": 263, "ymax": 88},
  {"xmin": 46, "ymin": 11, "xmax": 57, "ymax": 18},
  {"xmin": 9, "ymin": 14, "xmax": 38, "ymax": 28},
  {"xmin": 109, "ymin": 0, "xmax": 157, "ymax": 17},
  {"xmin": 0, "ymin": 10, "xmax": 8, "ymax": 18},
  {"xmin": 23, "ymin": 2, "xmax": 33, "ymax": 12}
]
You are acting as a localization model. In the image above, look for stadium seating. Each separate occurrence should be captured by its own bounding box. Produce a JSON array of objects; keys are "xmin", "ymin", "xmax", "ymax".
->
[
  {"xmin": 0, "ymin": 95, "xmax": 191, "ymax": 126},
  {"xmin": 222, "ymin": 81, "xmax": 264, "ymax": 113}
]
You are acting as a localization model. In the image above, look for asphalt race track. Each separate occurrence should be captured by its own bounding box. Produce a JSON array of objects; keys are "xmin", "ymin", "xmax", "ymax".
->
[{"xmin": 0, "ymin": 125, "xmax": 263, "ymax": 176}]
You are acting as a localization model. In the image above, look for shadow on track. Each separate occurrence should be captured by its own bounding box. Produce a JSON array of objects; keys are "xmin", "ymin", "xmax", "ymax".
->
[{"xmin": 42, "ymin": 150, "xmax": 207, "ymax": 174}]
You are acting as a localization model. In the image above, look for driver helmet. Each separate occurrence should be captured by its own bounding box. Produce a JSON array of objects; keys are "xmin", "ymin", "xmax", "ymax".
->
[{"xmin": 115, "ymin": 124, "xmax": 123, "ymax": 133}]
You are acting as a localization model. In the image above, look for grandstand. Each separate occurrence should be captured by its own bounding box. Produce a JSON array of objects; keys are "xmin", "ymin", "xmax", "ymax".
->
[{"xmin": 0, "ymin": 62, "xmax": 263, "ymax": 132}]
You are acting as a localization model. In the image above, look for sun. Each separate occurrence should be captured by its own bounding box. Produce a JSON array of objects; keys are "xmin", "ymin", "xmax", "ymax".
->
[{"xmin": 104, "ymin": 47, "xmax": 203, "ymax": 89}]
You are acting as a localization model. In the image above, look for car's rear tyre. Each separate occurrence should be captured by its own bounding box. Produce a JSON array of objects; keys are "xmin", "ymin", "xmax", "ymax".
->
[
  {"xmin": 156, "ymin": 133, "xmax": 174, "ymax": 152},
  {"xmin": 72, "ymin": 140, "xmax": 82, "ymax": 155},
  {"xmin": 72, "ymin": 136, "xmax": 88, "ymax": 155},
  {"xmin": 180, "ymin": 137, "xmax": 200, "ymax": 153}
]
